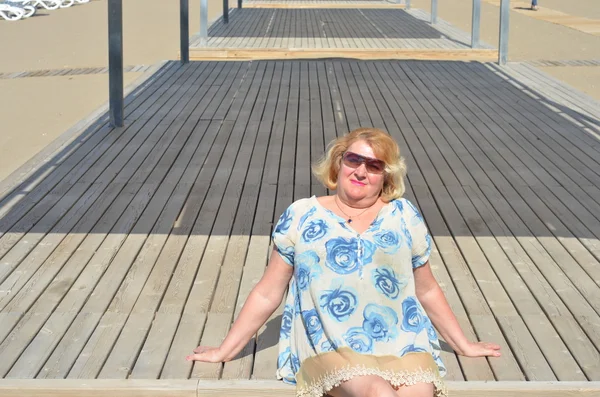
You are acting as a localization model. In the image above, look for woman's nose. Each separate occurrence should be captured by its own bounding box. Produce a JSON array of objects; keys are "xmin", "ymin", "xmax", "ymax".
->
[{"xmin": 354, "ymin": 163, "xmax": 367, "ymax": 177}]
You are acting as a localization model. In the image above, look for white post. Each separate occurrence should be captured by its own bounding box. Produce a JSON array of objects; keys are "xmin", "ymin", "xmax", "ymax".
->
[
  {"xmin": 498, "ymin": 0, "xmax": 509, "ymax": 64},
  {"xmin": 200, "ymin": 0, "xmax": 208, "ymax": 45}
]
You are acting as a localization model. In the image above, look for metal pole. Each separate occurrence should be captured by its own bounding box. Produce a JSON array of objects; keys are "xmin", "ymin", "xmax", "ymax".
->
[
  {"xmin": 200, "ymin": 0, "xmax": 208, "ymax": 45},
  {"xmin": 108, "ymin": 0, "xmax": 123, "ymax": 127},
  {"xmin": 498, "ymin": 0, "xmax": 509, "ymax": 64},
  {"xmin": 238, "ymin": 0, "xmax": 241, "ymax": 8},
  {"xmin": 471, "ymin": 0, "xmax": 481, "ymax": 48},
  {"xmin": 406, "ymin": 0, "xmax": 410, "ymax": 10},
  {"xmin": 431, "ymin": 0, "xmax": 437, "ymax": 24},
  {"xmin": 180, "ymin": 0, "xmax": 189, "ymax": 63},
  {"xmin": 223, "ymin": 0, "xmax": 229, "ymax": 23}
]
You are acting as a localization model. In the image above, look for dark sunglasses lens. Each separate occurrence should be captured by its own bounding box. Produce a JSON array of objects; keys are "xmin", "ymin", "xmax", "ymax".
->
[
  {"xmin": 343, "ymin": 152, "xmax": 363, "ymax": 167},
  {"xmin": 366, "ymin": 160, "xmax": 385, "ymax": 174}
]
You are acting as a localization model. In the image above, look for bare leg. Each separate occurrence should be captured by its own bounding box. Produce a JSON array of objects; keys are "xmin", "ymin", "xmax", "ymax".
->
[
  {"xmin": 328, "ymin": 375, "xmax": 398, "ymax": 397},
  {"xmin": 396, "ymin": 382, "xmax": 434, "ymax": 397}
]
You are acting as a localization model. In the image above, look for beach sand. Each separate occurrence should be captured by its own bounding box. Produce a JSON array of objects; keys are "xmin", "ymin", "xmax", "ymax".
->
[{"xmin": 0, "ymin": 0, "xmax": 598, "ymax": 181}]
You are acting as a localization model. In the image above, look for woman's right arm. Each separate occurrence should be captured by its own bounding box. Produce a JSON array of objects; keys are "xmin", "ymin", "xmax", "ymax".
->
[{"xmin": 186, "ymin": 249, "xmax": 294, "ymax": 363}]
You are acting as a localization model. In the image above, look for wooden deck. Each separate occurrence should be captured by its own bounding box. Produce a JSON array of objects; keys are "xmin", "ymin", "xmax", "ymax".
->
[
  {"xmin": 0, "ymin": 59, "xmax": 599, "ymax": 396},
  {"xmin": 188, "ymin": 9, "xmax": 497, "ymax": 61},
  {"xmin": 0, "ymin": 60, "xmax": 600, "ymax": 396},
  {"xmin": 243, "ymin": 0, "xmax": 406, "ymax": 9}
]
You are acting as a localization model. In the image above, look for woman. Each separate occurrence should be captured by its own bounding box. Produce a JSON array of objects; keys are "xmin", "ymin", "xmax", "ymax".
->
[{"xmin": 187, "ymin": 128, "xmax": 501, "ymax": 397}]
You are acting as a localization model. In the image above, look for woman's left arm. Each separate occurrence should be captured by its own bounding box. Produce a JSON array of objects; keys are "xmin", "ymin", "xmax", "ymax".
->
[{"xmin": 414, "ymin": 261, "xmax": 501, "ymax": 358}]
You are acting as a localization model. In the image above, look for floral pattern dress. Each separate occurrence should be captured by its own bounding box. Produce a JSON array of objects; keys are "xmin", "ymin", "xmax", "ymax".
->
[{"xmin": 272, "ymin": 196, "xmax": 447, "ymax": 397}]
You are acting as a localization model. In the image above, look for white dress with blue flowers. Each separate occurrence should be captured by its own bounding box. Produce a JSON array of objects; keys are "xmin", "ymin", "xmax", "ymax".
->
[{"xmin": 272, "ymin": 196, "xmax": 447, "ymax": 397}]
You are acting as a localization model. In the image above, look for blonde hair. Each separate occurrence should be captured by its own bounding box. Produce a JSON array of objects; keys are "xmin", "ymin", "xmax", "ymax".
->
[{"xmin": 312, "ymin": 128, "xmax": 407, "ymax": 202}]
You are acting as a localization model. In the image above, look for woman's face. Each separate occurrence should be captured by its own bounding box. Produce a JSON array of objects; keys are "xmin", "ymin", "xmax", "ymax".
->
[{"xmin": 337, "ymin": 140, "xmax": 385, "ymax": 203}]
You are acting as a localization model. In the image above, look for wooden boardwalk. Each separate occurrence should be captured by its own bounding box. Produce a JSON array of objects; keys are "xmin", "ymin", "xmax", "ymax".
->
[
  {"xmin": 188, "ymin": 9, "xmax": 497, "ymax": 61},
  {"xmin": 243, "ymin": 0, "xmax": 406, "ymax": 9},
  {"xmin": 0, "ymin": 59, "xmax": 600, "ymax": 396}
]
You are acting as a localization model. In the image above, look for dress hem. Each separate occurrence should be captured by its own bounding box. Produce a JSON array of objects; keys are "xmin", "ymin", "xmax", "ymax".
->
[{"xmin": 296, "ymin": 364, "xmax": 447, "ymax": 397}]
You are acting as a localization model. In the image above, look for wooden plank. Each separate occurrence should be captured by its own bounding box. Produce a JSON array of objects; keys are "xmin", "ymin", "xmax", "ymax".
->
[
  {"xmin": 0, "ymin": 379, "xmax": 199, "ymax": 397},
  {"xmin": 187, "ymin": 48, "xmax": 498, "ymax": 61},
  {"xmin": 1, "ymin": 65, "xmax": 216, "ymax": 378},
  {"xmin": 434, "ymin": 62, "xmax": 600, "ymax": 307},
  {"xmin": 461, "ymin": 64, "xmax": 600, "ymax": 189},
  {"xmin": 190, "ymin": 313, "xmax": 230, "ymax": 379},
  {"xmin": 1, "ymin": 379, "xmax": 600, "ymax": 397},
  {"xmin": 404, "ymin": 61, "xmax": 600, "ymax": 379},
  {"xmin": 0, "ymin": 61, "xmax": 177, "ymax": 222},
  {"xmin": 308, "ymin": 62, "xmax": 327, "ymax": 197},
  {"xmin": 0, "ymin": 64, "xmax": 209, "ymax": 288},
  {"xmin": 243, "ymin": 3, "xmax": 406, "ymax": 8},
  {"xmin": 97, "ymin": 62, "xmax": 263, "ymax": 378},
  {"xmin": 294, "ymin": 62, "xmax": 311, "ymax": 201},
  {"xmin": 160, "ymin": 313, "xmax": 207, "ymax": 379},
  {"xmin": 221, "ymin": 62, "xmax": 284, "ymax": 380}
]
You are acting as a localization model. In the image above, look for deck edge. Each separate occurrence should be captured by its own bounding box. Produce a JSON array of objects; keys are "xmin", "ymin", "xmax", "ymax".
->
[{"xmin": 0, "ymin": 380, "xmax": 599, "ymax": 396}]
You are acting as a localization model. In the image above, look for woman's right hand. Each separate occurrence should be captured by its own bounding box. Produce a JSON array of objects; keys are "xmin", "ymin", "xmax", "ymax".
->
[{"xmin": 186, "ymin": 346, "xmax": 228, "ymax": 363}]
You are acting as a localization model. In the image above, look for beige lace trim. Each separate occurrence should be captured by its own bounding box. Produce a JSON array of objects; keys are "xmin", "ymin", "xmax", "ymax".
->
[{"xmin": 296, "ymin": 364, "xmax": 448, "ymax": 397}]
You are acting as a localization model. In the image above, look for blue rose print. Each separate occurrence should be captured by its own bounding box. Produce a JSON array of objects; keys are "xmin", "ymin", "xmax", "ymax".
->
[
  {"xmin": 280, "ymin": 304, "xmax": 293, "ymax": 339},
  {"xmin": 295, "ymin": 251, "xmax": 322, "ymax": 290},
  {"xmin": 401, "ymin": 218, "xmax": 413, "ymax": 250},
  {"xmin": 362, "ymin": 304, "xmax": 399, "ymax": 342},
  {"xmin": 275, "ymin": 207, "xmax": 293, "ymax": 234},
  {"xmin": 425, "ymin": 318, "xmax": 438, "ymax": 342},
  {"xmin": 412, "ymin": 234, "xmax": 432, "ymax": 269},
  {"xmin": 392, "ymin": 199, "xmax": 404, "ymax": 214},
  {"xmin": 298, "ymin": 206, "xmax": 316, "ymax": 230},
  {"xmin": 373, "ymin": 230, "xmax": 401, "ymax": 254},
  {"xmin": 372, "ymin": 267, "xmax": 406, "ymax": 300},
  {"xmin": 302, "ymin": 219, "xmax": 329, "ymax": 243},
  {"xmin": 324, "ymin": 238, "xmax": 377, "ymax": 275},
  {"xmin": 320, "ymin": 339, "xmax": 339, "ymax": 352},
  {"xmin": 319, "ymin": 284, "xmax": 358, "ymax": 322},
  {"xmin": 325, "ymin": 237, "xmax": 361, "ymax": 274},
  {"xmin": 407, "ymin": 201, "xmax": 425, "ymax": 225},
  {"xmin": 302, "ymin": 309, "xmax": 324, "ymax": 346},
  {"xmin": 278, "ymin": 347, "xmax": 301, "ymax": 374},
  {"xmin": 399, "ymin": 344, "xmax": 428, "ymax": 356},
  {"xmin": 289, "ymin": 280, "xmax": 302, "ymax": 315},
  {"xmin": 370, "ymin": 217, "xmax": 384, "ymax": 232},
  {"xmin": 401, "ymin": 297, "xmax": 428, "ymax": 334},
  {"xmin": 343, "ymin": 327, "xmax": 374, "ymax": 353},
  {"xmin": 277, "ymin": 245, "xmax": 295, "ymax": 265}
]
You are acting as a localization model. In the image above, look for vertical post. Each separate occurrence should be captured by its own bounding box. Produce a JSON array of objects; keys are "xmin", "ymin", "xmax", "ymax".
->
[
  {"xmin": 406, "ymin": 0, "xmax": 411, "ymax": 10},
  {"xmin": 200, "ymin": 0, "xmax": 208, "ymax": 45},
  {"xmin": 471, "ymin": 0, "xmax": 481, "ymax": 48},
  {"xmin": 238, "ymin": 0, "xmax": 242, "ymax": 8},
  {"xmin": 431, "ymin": 0, "xmax": 437, "ymax": 24},
  {"xmin": 498, "ymin": 0, "xmax": 509, "ymax": 64},
  {"xmin": 108, "ymin": 0, "xmax": 123, "ymax": 127},
  {"xmin": 180, "ymin": 0, "xmax": 189, "ymax": 63},
  {"xmin": 223, "ymin": 0, "xmax": 229, "ymax": 23}
]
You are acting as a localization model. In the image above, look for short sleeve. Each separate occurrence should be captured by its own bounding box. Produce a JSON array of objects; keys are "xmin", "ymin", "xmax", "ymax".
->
[
  {"xmin": 405, "ymin": 200, "xmax": 432, "ymax": 269},
  {"xmin": 272, "ymin": 204, "xmax": 297, "ymax": 266}
]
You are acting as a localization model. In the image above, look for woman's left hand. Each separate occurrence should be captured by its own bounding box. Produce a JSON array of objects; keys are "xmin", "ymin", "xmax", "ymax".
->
[{"xmin": 459, "ymin": 341, "xmax": 501, "ymax": 358}]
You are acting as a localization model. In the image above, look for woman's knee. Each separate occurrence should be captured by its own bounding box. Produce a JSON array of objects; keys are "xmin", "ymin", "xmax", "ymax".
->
[
  {"xmin": 395, "ymin": 382, "xmax": 434, "ymax": 397},
  {"xmin": 328, "ymin": 375, "xmax": 397, "ymax": 397}
]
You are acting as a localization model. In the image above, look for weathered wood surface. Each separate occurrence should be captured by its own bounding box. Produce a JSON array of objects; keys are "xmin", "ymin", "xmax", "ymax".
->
[
  {"xmin": 189, "ymin": 8, "xmax": 495, "ymax": 61},
  {"xmin": 0, "ymin": 60, "xmax": 599, "ymax": 388}
]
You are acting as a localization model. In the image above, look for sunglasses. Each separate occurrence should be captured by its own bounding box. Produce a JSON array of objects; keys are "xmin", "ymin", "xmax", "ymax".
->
[{"xmin": 342, "ymin": 151, "xmax": 386, "ymax": 174}]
